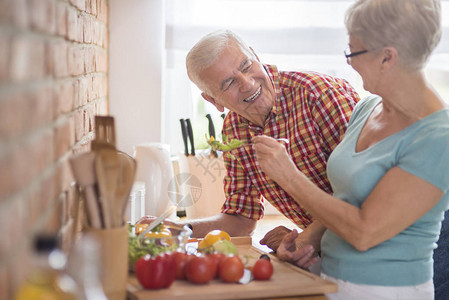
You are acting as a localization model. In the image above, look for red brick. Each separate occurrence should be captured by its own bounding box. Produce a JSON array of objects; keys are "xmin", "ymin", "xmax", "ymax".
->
[
  {"xmin": 90, "ymin": 0, "xmax": 97, "ymax": 16},
  {"xmin": 95, "ymin": 48, "xmax": 107, "ymax": 73},
  {"xmin": 97, "ymin": 0, "xmax": 108, "ymax": 24},
  {"xmin": 0, "ymin": 264, "xmax": 9, "ymax": 300},
  {"xmin": 91, "ymin": 75, "xmax": 100, "ymax": 100},
  {"xmin": 70, "ymin": 0, "xmax": 86, "ymax": 12},
  {"xmin": 67, "ymin": 7, "xmax": 78, "ymax": 42},
  {"xmin": 28, "ymin": 184, "xmax": 45, "ymax": 228},
  {"xmin": 0, "ymin": 84, "xmax": 53, "ymax": 138},
  {"xmin": 0, "ymin": 0, "xmax": 13, "ymax": 24},
  {"xmin": 55, "ymin": 1, "xmax": 68, "ymax": 37},
  {"xmin": 78, "ymin": 76, "xmax": 89, "ymax": 105},
  {"xmin": 0, "ymin": 200, "xmax": 13, "ymax": 257},
  {"xmin": 0, "ymin": 28, "xmax": 10, "ymax": 84},
  {"xmin": 0, "ymin": 92, "xmax": 25, "ymax": 139},
  {"xmin": 55, "ymin": 79, "xmax": 75, "ymax": 116},
  {"xmin": 74, "ymin": 109, "xmax": 84, "ymax": 142},
  {"xmin": 52, "ymin": 40, "xmax": 69, "ymax": 78},
  {"xmin": 101, "ymin": 74, "xmax": 108, "ymax": 98},
  {"xmin": 10, "ymin": 36, "xmax": 46, "ymax": 82},
  {"xmin": 8, "ymin": 244, "xmax": 31, "ymax": 298},
  {"xmin": 84, "ymin": 47, "xmax": 95, "ymax": 74},
  {"xmin": 30, "ymin": 85, "xmax": 55, "ymax": 126},
  {"xmin": 102, "ymin": 25, "xmax": 108, "ymax": 49},
  {"xmin": 12, "ymin": 0, "xmax": 29, "ymax": 29},
  {"xmin": 54, "ymin": 118, "xmax": 74, "ymax": 159},
  {"xmin": 41, "ymin": 200, "xmax": 63, "ymax": 237},
  {"xmin": 77, "ymin": 13, "xmax": 84, "ymax": 43},
  {"xmin": 92, "ymin": 20, "xmax": 100, "ymax": 46},
  {"xmin": 0, "ymin": 129, "xmax": 53, "ymax": 199},
  {"xmin": 83, "ymin": 14, "xmax": 92, "ymax": 43},
  {"xmin": 29, "ymin": 0, "xmax": 55, "ymax": 34},
  {"xmin": 68, "ymin": 45, "xmax": 85, "ymax": 76}
]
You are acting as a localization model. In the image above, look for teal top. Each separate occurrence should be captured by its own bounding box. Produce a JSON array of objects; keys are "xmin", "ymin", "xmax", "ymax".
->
[{"xmin": 321, "ymin": 95, "xmax": 449, "ymax": 286}]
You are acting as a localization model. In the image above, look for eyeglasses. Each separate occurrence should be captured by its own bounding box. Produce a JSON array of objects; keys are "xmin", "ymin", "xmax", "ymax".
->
[{"xmin": 344, "ymin": 47, "xmax": 368, "ymax": 64}]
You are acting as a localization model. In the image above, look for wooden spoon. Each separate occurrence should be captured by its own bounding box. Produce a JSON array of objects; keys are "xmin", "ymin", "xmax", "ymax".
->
[
  {"xmin": 92, "ymin": 116, "xmax": 120, "ymax": 228},
  {"xmin": 69, "ymin": 152, "xmax": 102, "ymax": 228},
  {"xmin": 115, "ymin": 151, "xmax": 137, "ymax": 226}
]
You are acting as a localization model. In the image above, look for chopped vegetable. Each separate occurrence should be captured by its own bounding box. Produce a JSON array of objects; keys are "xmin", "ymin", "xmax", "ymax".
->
[
  {"xmin": 206, "ymin": 135, "xmax": 244, "ymax": 160},
  {"xmin": 207, "ymin": 135, "xmax": 244, "ymax": 152},
  {"xmin": 128, "ymin": 224, "xmax": 177, "ymax": 270}
]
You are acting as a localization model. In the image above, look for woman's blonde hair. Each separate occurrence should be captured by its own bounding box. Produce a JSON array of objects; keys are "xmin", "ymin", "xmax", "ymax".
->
[{"xmin": 345, "ymin": 0, "xmax": 441, "ymax": 70}]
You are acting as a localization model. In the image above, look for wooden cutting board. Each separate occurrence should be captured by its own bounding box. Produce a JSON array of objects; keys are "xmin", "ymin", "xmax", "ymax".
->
[{"xmin": 126, "ymin": 237, "xmax": 337, "ymax": 300}]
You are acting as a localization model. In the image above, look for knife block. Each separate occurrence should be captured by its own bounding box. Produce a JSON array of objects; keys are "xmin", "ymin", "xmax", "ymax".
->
[{"xmin": 177, "ymin": 149, "xmax": 226, "ymax": 218}]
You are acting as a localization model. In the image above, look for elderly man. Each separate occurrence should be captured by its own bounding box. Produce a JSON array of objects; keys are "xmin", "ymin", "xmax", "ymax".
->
[{"xmin": 139, "ymin": 29, "xmax": 359, "ymax": 251}]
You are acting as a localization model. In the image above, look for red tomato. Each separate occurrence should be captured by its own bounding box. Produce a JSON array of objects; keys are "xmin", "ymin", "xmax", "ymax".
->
[
  {"xmin": 184, "ymin": 255, "xmax": 216, "ymax": 284},
  {"xmin": 252, "ymin": 258, "xmax": 274, "ymax": 280},
  {"xmin": 208, "ymin": 253, "xmax": 226, "ymax": 278},
  {"xmin": 218, "ymin": 256, "xmax": 244, "ymax": 283},
  {"xmin": 172, "ymin": 251, "xmax": 192, "ymax": 280},
  {"xmin": 134, "ymin": 253, "xmax": 176, "ymax": 289}
]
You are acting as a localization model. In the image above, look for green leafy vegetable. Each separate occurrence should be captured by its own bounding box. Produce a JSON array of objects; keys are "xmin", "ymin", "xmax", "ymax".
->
[
  {"xmin": 128, "ymin": 224, "xmax": 177, "ymax": 270},
  {"xmin": 206, "ymin": 135, "xmax": 244, "ymax": 160}
]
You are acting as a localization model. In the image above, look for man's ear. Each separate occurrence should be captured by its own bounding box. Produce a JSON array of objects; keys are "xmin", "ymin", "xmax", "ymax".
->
[{"xmin": 201, "ymin": 93, "xmax": 225, "ymax": 112}]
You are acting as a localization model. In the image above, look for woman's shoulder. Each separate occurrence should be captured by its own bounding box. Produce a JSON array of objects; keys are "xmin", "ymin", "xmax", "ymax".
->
[{"xmin": 348, "ymin": 95, "xmax": 381, "ymax": 125}]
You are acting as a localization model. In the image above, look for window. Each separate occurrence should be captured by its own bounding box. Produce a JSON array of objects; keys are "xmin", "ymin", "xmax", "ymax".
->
[{"xmin": 164, "ymin": 0, "xmax": 449, "ymax": 155}]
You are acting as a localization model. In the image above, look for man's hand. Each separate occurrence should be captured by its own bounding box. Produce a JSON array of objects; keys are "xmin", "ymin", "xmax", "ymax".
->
[
  {"xmin": 136, "ymin": 215, "xmax": 179, "ymax": 228},
  {"xmin": 259, "ymin": 226, "xmax": 292, "ymax": 252},
  {"xmin": 277, "ymin": 229, "xmax": 318, "ymax": 270}
]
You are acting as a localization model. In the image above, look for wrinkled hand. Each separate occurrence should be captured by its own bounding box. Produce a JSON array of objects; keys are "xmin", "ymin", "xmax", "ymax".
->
[
  {"xmin": 259, "ymin": 226, "xmax": 292, "ymax": 252},
  {"xmin": 277, "ymin": 229, "xmax": 318, "ymax": 270},
  {"xmin": 252, "ymin": 136, "xmax": 296, "ymax": 184}
]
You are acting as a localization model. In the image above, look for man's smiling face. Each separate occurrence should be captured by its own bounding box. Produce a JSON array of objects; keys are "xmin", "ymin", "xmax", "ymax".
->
[{"xmin": 200, "ymin": 42, "xmax": 275, "ymax": 127}]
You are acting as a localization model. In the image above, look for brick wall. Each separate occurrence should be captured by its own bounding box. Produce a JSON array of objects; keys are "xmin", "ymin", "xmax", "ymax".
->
[{"xmin": 0, "ymin": 0, "xmax": 109, "ymax": 298}]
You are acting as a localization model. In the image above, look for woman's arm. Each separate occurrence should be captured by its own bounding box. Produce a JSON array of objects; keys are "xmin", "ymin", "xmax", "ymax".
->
[{"xmin": 253, "ymin": 135, "xmax": 443, "ymax": 251}]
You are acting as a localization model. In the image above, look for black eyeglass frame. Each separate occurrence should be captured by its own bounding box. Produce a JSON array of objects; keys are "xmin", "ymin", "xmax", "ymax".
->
[{"xmin": 344, "ymin": 48, "xmax": 369, "ymax": 64}]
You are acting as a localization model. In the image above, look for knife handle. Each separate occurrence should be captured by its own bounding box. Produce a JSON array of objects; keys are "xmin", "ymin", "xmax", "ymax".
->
[
  {"xmin": 206, "ymin": 114, "xmax": 215, "ymax": 139},
  {"xmin": 180, "ymin": 119, "xmax": 189, "ymax": 156},
  {"xmin": 186, "ymin": 118, "xmax": 195, "ymax": 156}
]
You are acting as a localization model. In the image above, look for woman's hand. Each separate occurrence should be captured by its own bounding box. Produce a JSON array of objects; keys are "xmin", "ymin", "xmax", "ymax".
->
[
  {"xmin": 277, "ymin": 229, "xmax": 318, "ymax": 269},
  {"xmin": 252, "ymin": 135, "xmax": 297, "ymax": 185}
]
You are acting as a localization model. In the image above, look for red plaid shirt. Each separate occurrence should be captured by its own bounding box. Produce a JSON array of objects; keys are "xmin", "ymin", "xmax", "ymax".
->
[{"xmin": 221, "ymin": 64, "xmax": 359, "ymax": 228}]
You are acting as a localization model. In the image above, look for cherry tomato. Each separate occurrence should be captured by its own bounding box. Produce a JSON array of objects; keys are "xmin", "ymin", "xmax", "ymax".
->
[
  {"xmin": 184, "ymin": 255, "xmax": 216, "ymax": 284},
  {"xmin": 172, "ymin": 251, "xmax": 192, "ymax": 280},
  {"xmin": 252, "ymin": 257, "xmax": 274, "ymax": 280},
  {"xmin": 208, "ymin": 252, "xmax": 226, "ymax": 278},
  {"xmin": 218, "ymin": 255, "xmax": 244, "ymax": 283}
]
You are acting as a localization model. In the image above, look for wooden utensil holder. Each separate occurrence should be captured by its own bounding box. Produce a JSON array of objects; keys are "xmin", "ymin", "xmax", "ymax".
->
[{"xmin": 85, "ymin": 225, "xmax": 128, "ymax": 300}]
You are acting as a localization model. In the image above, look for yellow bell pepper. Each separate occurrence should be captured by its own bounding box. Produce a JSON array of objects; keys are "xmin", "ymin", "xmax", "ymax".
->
[{"xmin": 135, "ymin": 224, "xmax": 172, "ymax": 239}]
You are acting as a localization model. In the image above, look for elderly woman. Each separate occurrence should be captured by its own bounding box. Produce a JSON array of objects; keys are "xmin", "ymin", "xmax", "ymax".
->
[{"xmin": 253, "ymin": 0, "xmax": 448, "ymax": 299}]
